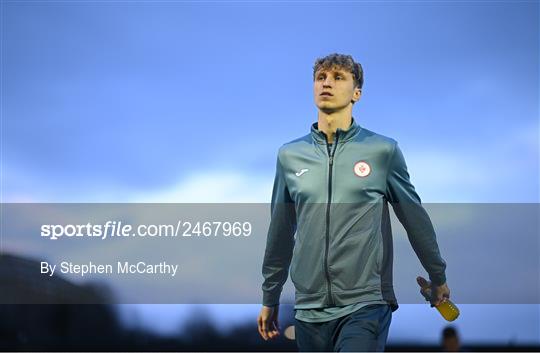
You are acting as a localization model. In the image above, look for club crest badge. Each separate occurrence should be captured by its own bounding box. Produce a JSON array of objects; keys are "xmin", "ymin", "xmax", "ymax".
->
[{"xmin": 353, "ymin": 161, "xmax": 371, "ymax": 177}]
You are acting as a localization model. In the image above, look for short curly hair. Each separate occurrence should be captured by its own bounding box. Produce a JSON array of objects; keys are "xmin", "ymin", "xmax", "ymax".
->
[{"xmin": 313, "ymin": 53, "xmax": 364, "ymax": 90}]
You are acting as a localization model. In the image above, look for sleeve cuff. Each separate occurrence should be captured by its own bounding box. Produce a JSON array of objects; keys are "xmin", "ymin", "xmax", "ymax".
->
[
  {"xmin": 429, "ymin": 273, "xmax": 447, "ymax": 286},
  {"xmin": 262, "ymin": 290, "xmax": 281, "ymax": 307}
]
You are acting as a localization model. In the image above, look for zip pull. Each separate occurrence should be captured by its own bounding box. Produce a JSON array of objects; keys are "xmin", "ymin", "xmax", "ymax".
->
[{"xmin": 329, "ymin": 156, "xmax": 333, "ymax": 165}]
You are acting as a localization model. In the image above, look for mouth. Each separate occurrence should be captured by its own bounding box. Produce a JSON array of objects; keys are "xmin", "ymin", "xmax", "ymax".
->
[{"xmin": 320, "ymin": 92, "xmax": 333, "ymax": 96}]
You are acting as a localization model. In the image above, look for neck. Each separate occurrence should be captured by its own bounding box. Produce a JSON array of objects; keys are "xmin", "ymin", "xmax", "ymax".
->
[{"xmin": 317, "ymin": 108, "xmax": 353, "ymax": 144}]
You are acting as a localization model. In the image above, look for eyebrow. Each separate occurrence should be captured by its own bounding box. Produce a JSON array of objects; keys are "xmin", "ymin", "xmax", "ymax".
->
[{"xmin": 317, "ymin": 70, "xmax": 347, "ymax": 76}]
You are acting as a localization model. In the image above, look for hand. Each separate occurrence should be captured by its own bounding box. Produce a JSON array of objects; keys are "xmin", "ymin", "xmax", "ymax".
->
[
  {"xmin": 416, "ymin": 276, "xmax": 450, "ymax": 307},
  {"xmin": 257, "ymin": 305, "xmax": 280, "ymax": 340}
]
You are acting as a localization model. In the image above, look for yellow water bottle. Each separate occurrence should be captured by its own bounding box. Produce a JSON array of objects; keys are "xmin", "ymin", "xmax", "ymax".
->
[
  {"xmin": 417, "ymin": 276, "xmax": 460, "ymax": 322},
  {"xmin": 434, "ymin": 299, "xmax": 460, "ymax": 321}
]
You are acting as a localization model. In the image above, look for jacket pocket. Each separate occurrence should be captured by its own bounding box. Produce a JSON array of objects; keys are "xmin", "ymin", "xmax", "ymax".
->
[
  {"xmin": 330, "ymin": 228, "xmax": 382, "ymax": 292},
  {"xmin": 290, "ymin": 236, "xmax": 326, "ymax": 295}
]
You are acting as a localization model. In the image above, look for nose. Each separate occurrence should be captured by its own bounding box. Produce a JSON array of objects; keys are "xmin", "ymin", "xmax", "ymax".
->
[
  {"xmin": 322, "ymin": 78, "xmax": 334, "ymax": 89},
  {"xmin": 323, "ymin": 76, "xmax": 334, "ymax": 86}
]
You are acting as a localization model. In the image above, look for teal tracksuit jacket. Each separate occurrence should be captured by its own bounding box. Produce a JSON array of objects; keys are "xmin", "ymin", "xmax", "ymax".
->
[{"xmin": 261, "ymin": 118, "xmax": 447, "ymax": 311}]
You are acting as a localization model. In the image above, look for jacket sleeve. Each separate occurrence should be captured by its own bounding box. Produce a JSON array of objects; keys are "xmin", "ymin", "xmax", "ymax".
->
[
  {"xmin": 385, "ymin": 142, "xmax": 447, "ymax": 286},
  {"xmin": 261, "ymin": 153, "xmax": 297, "ymax": 306}
]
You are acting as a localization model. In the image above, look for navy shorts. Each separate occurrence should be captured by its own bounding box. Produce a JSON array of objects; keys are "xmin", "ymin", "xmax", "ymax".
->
[{"xmin": 294, "ymin": 304, "xmax": 392, "ymax": 352}]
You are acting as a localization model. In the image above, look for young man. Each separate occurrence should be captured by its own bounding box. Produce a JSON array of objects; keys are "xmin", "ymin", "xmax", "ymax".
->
[{"xmin": 257, "ymin": 53, "xmax": 451, "ymax": 352}]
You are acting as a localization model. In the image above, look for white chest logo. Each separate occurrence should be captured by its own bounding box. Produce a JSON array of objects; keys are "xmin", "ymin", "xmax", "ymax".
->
[
  {"xmin": 295, "ymin": 168, "xmax": 309, "ymax": 177},
  {"xmin": 353, "ymin": 161, "xmax": 371, "ymax": 177}
]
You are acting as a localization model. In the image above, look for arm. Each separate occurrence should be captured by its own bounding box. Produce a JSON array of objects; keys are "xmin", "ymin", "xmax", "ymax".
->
[
  {"xmin": 261, "ymin": 152, "xmax": 296, "ymax": 305},
  {"xmin": 258, "ymin": 153, "xmax": 296, "ymax": 340},
  {"xmin": 385, "ymin": 142, "xmax": 447, "ymax": 287}
]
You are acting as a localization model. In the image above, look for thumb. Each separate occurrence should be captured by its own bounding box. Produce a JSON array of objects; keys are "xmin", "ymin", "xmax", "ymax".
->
[
  {"xmin": 274, "ymin": 320, "xmax": 281, "ymax": 332},
  {"xmin": 416, "ymin": 276, "xmax": 429, "ymax": 288},
  {"xmin": 272, "ymin": 312, "xmax": 280, "ymax": 329}
]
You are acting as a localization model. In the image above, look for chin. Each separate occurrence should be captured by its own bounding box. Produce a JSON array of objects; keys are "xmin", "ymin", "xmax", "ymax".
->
[
  {"xmin": 317, "ymin": 102, "xmax": 338, "ymax": 110},
  {"xmin": 319, "ymin": 107, "xmax": 337, "ymax": 114},
  {"xmin": 317, "ymin": 102, "xmax": 333, "ymax": 109}
]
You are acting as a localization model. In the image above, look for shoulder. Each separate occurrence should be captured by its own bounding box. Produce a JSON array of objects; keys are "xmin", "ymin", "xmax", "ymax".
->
[
  {"xmin": 356, "ymin": 126, "xmax": 398, "ymax": 155},
  {"xmin": 276, "ymin": 133, "xmax": 312, "ymax": 161}
]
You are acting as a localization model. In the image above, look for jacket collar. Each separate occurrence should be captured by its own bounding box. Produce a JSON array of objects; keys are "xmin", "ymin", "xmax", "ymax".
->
[{"xmin": 310, "ymin": 117, "xmax": 361, "ymax": 145}]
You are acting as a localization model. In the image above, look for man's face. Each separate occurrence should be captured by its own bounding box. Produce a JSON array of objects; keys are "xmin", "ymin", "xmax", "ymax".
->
[{"xmin": 314, "ymin": 65, "xmax": 361, "ymax": 113}]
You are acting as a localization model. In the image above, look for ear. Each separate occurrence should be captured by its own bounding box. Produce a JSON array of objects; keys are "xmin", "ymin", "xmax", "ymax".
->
[{"xmin": 352, "ymin": 87, "xmax": 362, "ymax": 103}]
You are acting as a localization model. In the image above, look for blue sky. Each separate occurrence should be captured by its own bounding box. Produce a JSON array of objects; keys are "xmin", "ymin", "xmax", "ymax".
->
[{"xmin": 2, "ymin": 0, "xmax": 539, "ymax": 345}]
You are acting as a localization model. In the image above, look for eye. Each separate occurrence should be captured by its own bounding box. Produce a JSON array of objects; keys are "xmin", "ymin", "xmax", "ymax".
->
[{"xmin": 336, "ymin": 75, "xmax": 343, "ymax": 80}]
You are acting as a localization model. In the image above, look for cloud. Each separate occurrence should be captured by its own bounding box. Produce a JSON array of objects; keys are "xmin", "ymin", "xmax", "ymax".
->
[
  {"xmin": 4, "ymin": 119, "xmax": 537, "ymax": 204},
  {"xmin": 130, "ymin": 171, "xmax": 273, "ymax": 203},
  {"xmin": 405, "ymin": 130, "xmax": 538, "ymax": 203},
  {"xmin": 2, "ymin": 169, "xmax": 274, "ymax": 203}
]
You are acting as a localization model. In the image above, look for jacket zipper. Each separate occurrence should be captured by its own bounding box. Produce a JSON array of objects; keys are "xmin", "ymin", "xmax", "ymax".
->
[{"xmin": 324, "ymin": 132, "xmax": 339, "ymax": 306}]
